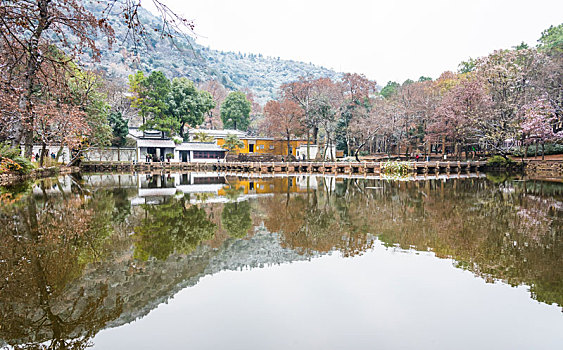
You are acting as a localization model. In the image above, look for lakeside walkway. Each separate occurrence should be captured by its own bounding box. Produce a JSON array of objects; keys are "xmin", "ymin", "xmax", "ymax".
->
[{"xmin": 82, "ymin": 160, "xmax": 485, "ymax": 175}]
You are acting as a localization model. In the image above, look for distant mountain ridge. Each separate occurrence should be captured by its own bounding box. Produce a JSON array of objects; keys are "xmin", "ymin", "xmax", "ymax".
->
[{"xmin": 84, "ymin": 2, "xmax": 340, "ymax": 103}]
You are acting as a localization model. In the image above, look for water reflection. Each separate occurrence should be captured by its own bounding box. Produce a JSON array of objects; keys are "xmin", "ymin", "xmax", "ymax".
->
[
  {"xmin": 0, "ymin": 173, "xmax": 561, "ymax": 348},
  {"xmin": 134, "ymin": 194, "xmax": 216, "ymax": 261},
  {"xmin": 0, "ymin": 184, "xmax": 123, "ymax": 349}
]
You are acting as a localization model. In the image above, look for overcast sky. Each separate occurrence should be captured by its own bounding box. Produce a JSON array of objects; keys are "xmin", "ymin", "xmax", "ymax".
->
[{"xmin": 150, "ymin": 0, "xmax": 562, "ymax": 85}]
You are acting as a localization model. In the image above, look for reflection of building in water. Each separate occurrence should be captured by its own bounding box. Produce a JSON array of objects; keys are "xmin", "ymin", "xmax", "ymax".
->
[
  {"xmin": 83, "ymin": 174, "xmax": 138, "ymax": 188},
  {"xmin": 77, "ymin": 173, "xmax": 320, "ymax": 206},
  {"xmin": 131, "ymin": 173, "xmax": 228, "ymax": 205},
  {"xmin": 130, "ymin": 173, "xmax": 319, "ymax": 205},
  {"xmin": 218, "ymin": 176, "xmax": 313, "ymax": 197},
  {"xmin": 32, "ymin": 176, "xmax": 73, "ymax": 197},
  {"xmin": 29, "ymin": 174, "xmax": 336, "ymax": 208},
  {"xmin": 296, "ymin": 175, "xmax": 318, "ymax": 190}
]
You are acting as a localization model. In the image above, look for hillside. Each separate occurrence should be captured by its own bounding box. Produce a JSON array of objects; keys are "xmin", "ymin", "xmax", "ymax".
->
[{"xmin": 84, "ymin": 2, "xmax": 340, "ymax": 103}]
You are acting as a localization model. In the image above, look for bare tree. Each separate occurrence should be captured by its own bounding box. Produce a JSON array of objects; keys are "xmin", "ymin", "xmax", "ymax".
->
[{"xmin": 0, "ymin": 0, "xmax": 194, "ymax": 157}]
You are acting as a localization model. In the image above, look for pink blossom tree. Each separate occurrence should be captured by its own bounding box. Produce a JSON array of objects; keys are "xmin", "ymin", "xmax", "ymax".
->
[
  {"xmin": 428, "ymin": 78, "xmax": 492, "ymax": 159},
  {"xmin": 520, "ymin": 99, "xmax": 562, "ymax": 159},
  {"xmin": 473, "ymin": 49, "xmax": 542, "ymax": 157}
]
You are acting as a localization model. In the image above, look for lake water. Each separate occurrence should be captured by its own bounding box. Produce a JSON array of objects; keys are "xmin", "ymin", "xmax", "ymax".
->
[{"xmin": 0, "ymin": 173, "xmax": 561, "ymax": 349}]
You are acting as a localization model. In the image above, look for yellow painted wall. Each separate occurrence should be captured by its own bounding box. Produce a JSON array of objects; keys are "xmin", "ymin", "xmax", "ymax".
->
[
  {"xmin": 217, "ymin": 178, "xmax": 308, "ymax": 196},
  {"xmin": 216, "ymin": 137, "xmax": 310, "ymax": 156}
]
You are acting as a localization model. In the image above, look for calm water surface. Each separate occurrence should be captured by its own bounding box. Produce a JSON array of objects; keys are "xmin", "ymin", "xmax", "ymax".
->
[{"xmin": 0, "ymin": 173, "xmax": 561, "ymax": 349}]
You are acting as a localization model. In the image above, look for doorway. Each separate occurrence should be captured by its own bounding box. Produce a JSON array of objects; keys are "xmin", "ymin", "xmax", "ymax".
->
[{"xmin": 249, "ymin": 144, "xmax": 254, "ymax": 153}]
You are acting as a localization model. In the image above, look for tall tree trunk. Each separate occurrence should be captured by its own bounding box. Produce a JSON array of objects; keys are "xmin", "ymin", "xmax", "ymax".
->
[
  {"xmin": 441, "ymin": 135, "xmax": 446, "ymax": 156},
  {"xmin": 541, "ymin": 143, "xmax": 545, "ymax": 161},
  {"xmin": 306, "ymin": 130, "xmax": 310, "ymax": 160},
  {"xmin": 328, "ymin": 136, "xmax": 335, "ymax": 161},
  {"xmin": 179, "ymin": 122, "xmax": 185, "ymax": 138},
  {"xmin": 312, "ymin": 126, "xmax": 318, "ymax": 144},
  {"xmin": 354, "ymin": 141, "xmax": 369, "ymax": 162},
  {"xmin": 19, "ymin": 0, "xmax": 51, "ymax": 158},
  {"xmin": 39, "ymin": 142, "xmax": 47, "ymax": 167},
  {"xmin": 56, "ymin": 145, "xmax": 64, "ymax": 162}
]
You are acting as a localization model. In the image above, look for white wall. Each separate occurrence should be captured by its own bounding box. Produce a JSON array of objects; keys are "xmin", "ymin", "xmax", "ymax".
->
[
  {"xmin": 84, "ymin": 148, "xmax": 137, "ymax": 162},
  {"xmin": 296, "ymin": 145, "xmax": 336, "ymax": 160},
  {"xmin": 22, "ymin": 145, "xmax": 71, "ymax": 163}
]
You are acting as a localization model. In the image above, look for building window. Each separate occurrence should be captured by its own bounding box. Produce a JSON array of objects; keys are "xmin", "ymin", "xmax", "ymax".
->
[
  {"xmin": 259, "ymin": 145, "xmax": 264, "ymax": 150},
  {"xmin": 193, "ymin": 151, "xmax": 224, "ymax": 159},
  {"xmin": 269, "ymin": 145, "xmax": 275, "ymax": 150},
  {"xmin": 193, "ymin": 177, "xmax": 226, "ymax": 184}
]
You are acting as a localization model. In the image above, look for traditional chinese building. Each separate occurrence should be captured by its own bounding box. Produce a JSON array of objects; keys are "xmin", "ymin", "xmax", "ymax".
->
[{"xmin": 129, "ymin": 128, "xmax": 226, "ymax": 163}]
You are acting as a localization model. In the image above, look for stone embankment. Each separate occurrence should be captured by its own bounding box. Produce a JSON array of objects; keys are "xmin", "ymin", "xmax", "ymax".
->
[
  {"xmin": 0, "ymin": 166, "xmax": 79, "ymax": 186},
  {"xmin": 81, "ymin": 160, "xmax": 485, "ymax": 175},
  {"xmin": 525, "ymin": 160, "xmax": 563, "ymax": 179}
]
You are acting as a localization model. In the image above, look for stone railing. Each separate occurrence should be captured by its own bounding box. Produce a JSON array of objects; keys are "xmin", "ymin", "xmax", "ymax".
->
[{"xmin": 525, "ymin": 160, "xmax": 563, "ymax": 178}]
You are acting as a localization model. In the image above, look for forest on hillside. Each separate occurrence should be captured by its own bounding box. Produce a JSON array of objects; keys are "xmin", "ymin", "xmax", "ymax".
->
[{"xmin": 82, "ymin": 1, "xmax": 340, "ymax": 104}]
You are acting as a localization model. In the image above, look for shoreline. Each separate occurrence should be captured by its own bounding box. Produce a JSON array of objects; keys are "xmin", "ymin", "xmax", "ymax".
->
[
  {"xmin": 1, "ymin": 159, "xmax": 561, "ymax": 187},
  {"xmin": 0, "ymin": 166, "xmax": 80, "ymax": 187}
]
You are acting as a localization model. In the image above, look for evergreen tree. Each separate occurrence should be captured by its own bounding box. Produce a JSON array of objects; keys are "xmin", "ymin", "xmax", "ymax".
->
[
  {"xmin": 220, "ymin": 91, "xmax": 251, "ymax": 131},
  {"xmin": 108, "ymin": 111, "xmax": 129, "ymax": 147},
  {"xmin": 380, "ymin": 81, "xmax": 400, "ymax": 99},
  {"xmin": 135, "ymin": 71, "xmax": 174, "ymax": 135},
  {"xmin": 167, "ymin": 77, "xmax": 215, "ymax": 138}
]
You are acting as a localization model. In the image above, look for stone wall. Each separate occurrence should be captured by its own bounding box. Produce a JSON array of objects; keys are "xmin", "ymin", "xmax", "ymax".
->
[
  {"xmin": 236, "ymin": 153, "xmax": 293, "ymax": 162},
  {"xmin": 0, "ymin": 166, "xmax": 78, "ymax": 186},
  {"xmin": 525, "ymin": 160, "xmax": 563, "ymax": 178}
]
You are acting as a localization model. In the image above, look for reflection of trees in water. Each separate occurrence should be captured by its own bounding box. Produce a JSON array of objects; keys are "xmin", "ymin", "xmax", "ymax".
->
[
  {"xmin": 0, "ymin": 174, "xmax": 561, "ymax": 349},
  {"xmin": 259, "ymin": 177, "xmax": 562, "ymax": 307},
  {"xmin": 134, "ymin": 195, "xmax": 217, "ymax": 261},
  {"xmin": 222, "ymin": 201, "xmax": 252, "ymax": 239},
  {"xmin": 0, "ymin": 182, "xmax": 123, "ymax": 349},
  {"xmin": 219, "ymin": 185, "xmax": 253, "ymax": 239},
  {"xmin": 0, "ymin": 180, "xmax": 33, "ymax": 205},
  {"xmin": 261, "ymin": 178, "xmax": 374, "ymax": 257},
  {"xmin": 110, "ymin": 188, "xmax": 132, "ymax": 224},
  {"xmin": 359, "ymin": 179, "xmax": 563, "ymax": 307}
]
